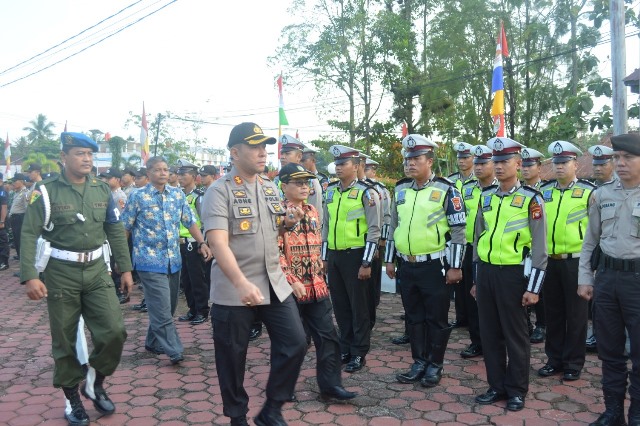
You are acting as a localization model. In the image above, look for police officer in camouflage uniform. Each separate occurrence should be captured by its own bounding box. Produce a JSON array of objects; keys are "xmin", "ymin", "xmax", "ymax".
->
[
  {"xmin": 579, "ymin": 133, "xmax": 640, "ymax": 426},
  {"xmin": 21, "ymin": 132, "xmax": 133, "ymax": 426}
]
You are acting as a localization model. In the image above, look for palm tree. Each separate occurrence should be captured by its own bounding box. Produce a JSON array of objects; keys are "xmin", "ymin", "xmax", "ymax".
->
[{"xmin": 23, "ymin": 114, "xmax": 55, "ymax": 143}]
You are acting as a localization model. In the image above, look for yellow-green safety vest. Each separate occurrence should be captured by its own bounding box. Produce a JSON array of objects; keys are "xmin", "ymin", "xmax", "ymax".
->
[
  {"xmin": 462, "ymin": 181, "xmax": 483, "ymax": 244},
  {"xmin": 540, "ymin": 179, "xmax": 594, "ymax": 254},
  {"xmin": 477, "ymin": 186, "xmax": 537, "ymax": 265},
  {"xmin": 325, "ymin": 182, "xmax": 369, "ymax": 249},
  {"xmin": 179, "ymin": 190, "xmax": 201, "ymax": 238},
  {"xmin": 394, "ymin": 181, "xmax": 451, "ymax": 255}
]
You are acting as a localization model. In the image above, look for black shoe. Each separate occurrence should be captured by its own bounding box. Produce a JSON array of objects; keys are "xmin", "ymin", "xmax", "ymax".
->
[
  {"xmin": 586, "ymin": 334, "xmax": 598, "ymax": 353},
  {"xmin": 400, "ymin": 314, "xmax": 405, "ymax": 320},
  {"xmin": 190, "ymin": 314, "xmax": 207, "ymax": 325},
  {"xmin": 63, "ymin": 385, "xmax": 90, "ymax": 426},
  {"xmin": 420, "ymin": 363, "xmax": 443, "ymax": 388},
  {"xmin": 590, "ymin": 412, "xmax": 627, "ymax": 426},
  {"xmin": 118, "ymin": 294, "xmax": 130, "ymax": 304},
  {"xmin": 448, "ymin": 319, "xmax": 467, "ymax": 328},
  {"xmin": 341, "ymin": 353, "xmax": 351, "ymax": 364},
  {"xmin": 391, "ymin": 334, "xmax": 410, "ymax": 345},
  {"xmin": 475, "ymin": 388, "xmax": 507, "ymax": 405},
  {"xmin": 321, "ymin": 385, "xmax": 357, "ymax": 400},
  {"xmin": 81, "ymin": 368, "xmax": 115, "ymax": 415},
  {"xmin": 530, "ymin": 326, "xmax": 546, "ymax": 343},
  {"xmin": 132, "ymin": 301, "xmax": 146, "ymax": 311},
  {"xmin": 287, "ymin": 394, "xmax": 297, "ymax": 403},
  {"xmin": 345, "ymin": 356, "xmax": 366, "ymax": 373},
  {"xmin": 249, "ymin": 325, "xmax": 263, "ymax": 341},
  {"xmin": 0, "ymin": 263, "xmax": 8, "ymax": 271},
  {"xmin": 563, "ymin": 369, "xmax": 581, "ymax": 381},
  {"xmin": 178, "ymin": 312, "xmax": 195, "ymax": 322},
  {"xmin": 13, "ymin": 272, "xmax": 20, "ymax": 277},
  {"xmin": 538, "ymin": 364, "xmax": 562, "ymax": 377},
  {"xmin": 254, "ymin": 405, "xmax": 287, "ymax": 426},
  {"xmin": 460, "ymin": 344, "xmax": 483, "ymax": 358},
  {"xmin": 145, "ymin": 345, "xmax": 164, "ymax": 355},
  {"xmin": 396, "ymin": 362, "xmax": 426, "ymax": 384},
  {"xmin": 12, "ymin": 255, "xmax": 20, "ymax": 260},
  {"xmin": 230, "ymin": 416, "xmax": 249, "ymax": 426},
  {"xmin": 170, "ymin": 354, "xmax": 184, "ymax": 365},
  {"xmin": 507, "ymin": 396, "xmax": 525, "ymax": 411}
]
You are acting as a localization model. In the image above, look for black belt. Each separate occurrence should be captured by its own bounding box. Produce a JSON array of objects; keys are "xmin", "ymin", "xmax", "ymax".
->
[{"xmin": 603, "ymin": 254, "xmax": 640, "ymax": 272}]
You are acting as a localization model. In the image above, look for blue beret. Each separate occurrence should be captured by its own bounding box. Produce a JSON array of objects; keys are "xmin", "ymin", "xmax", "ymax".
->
[{"xmin": 61, "ymin": 132, "xmax": 99, "ymax": 152}]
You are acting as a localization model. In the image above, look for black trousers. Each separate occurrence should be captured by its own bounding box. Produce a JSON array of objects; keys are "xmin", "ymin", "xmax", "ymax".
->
[
  {"xmin": 400, "ymin": 259, "xmax": 449, "ymax": 329},
  {"xmin": 543, "ymin": 257, "xmax": 588, "ymax": 371},
  {"xmin": 454, "ymin": 255, "xmax": 467, "ymax": 324},
  {"xmin": 594, "ymin": 267, "xmax": 640, "ymax": 399},
  {"xmin": 327, "ymin": 248, "xmax": 372, "ymax": 357},
  {"xmin": 477, "ymin": 262, "xmax": 530, "ymax": 398},
  {"xmin": 10, "ymin": 213, "xmax": 24, "ymax": 258},
  {"xmin": 180, "ymin": 242, "xmax": 209, "ymax": 317},
  {"xmin": 298, "ymin": 298, "xmax": 342, "ymax": 391},
  {"xmin": 0, "ymin": 227, "xmax": 8, "ymax": 264},
  {"xmin": 462, "ymin": 244, "xmax": 481, "ymax": 346},
  {"xmin": 369, "ymin": 248, "xmax": 382, "ymax": 330},
  {"xmin": 210, "ymin": 288, "xmax": 306, "ymax": 418}
]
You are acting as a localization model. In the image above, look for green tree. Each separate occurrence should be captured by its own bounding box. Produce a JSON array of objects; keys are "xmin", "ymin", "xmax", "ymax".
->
[
  {"xmin": 23, "ymin": 153, "xmax": 60, "ymax": 174},
  {"xmin": 108, "ymin": 136, "xmax": 127, "ymax": 169},
  {"xmin": 23, "ymin": 114, "xmax": 55, "ymax": 143}
]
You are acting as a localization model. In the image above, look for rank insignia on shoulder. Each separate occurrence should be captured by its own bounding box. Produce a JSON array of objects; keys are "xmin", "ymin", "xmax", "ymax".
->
[
  {"xmin": 571, "ymin": 188, "xmax": 585, "ymax": 198},
  {"xmin": 510, "ymin": 195, "xmax": 525, "ymax": 208},
  {"xmin": 348, "ymin": 188, "xmax": 359, "ymax": 199},
  {"xmin": 233, "ymin": 190, "xmax": 247, "ymax": 198},
  {"xmin": 29, "ymin": 189, "xmax": 42, "ymax": 204},
  {"xmin": 239, "ymin": 207, "xmax": 252, "ymax": 216},
  {"xmin": 258, "ymin": 176, "xmax": 264, "ymax": 185},
  {"xmin": 430, "ymin": 190, "xmax": 442, "ymax": 203},
  {"xmin": 234, "ymin": 176, "xmax": 243, "ymax": 185},
  {"xmin": 239, "ymin": 220, "xmax": 251, "ymax": 231},
  {"xmin": 264, "ymin": 187, "xmax": 276, "ymax": 196}
]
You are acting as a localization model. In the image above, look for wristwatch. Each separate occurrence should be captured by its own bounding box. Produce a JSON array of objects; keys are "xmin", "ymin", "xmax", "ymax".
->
[
  {"xmin": 361, "ymin": 261, "xmax": 371, "ymax": 268},
  {"xmin": 198, "ymin": 241, "xmax": 207, "ymax": 249}
]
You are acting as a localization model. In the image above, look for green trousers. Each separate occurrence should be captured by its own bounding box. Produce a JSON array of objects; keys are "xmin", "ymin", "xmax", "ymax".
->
[{"xmin": 44, "ymin": 257, "xmax": 127, "ymax": 388}]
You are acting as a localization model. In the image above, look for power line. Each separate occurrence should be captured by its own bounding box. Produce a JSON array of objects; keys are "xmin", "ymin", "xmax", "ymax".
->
[
  {"xmin": 0, "ymin": 0, "xmax": 144, "ymax": 77},
  {"xmin": 0, "ymin": 0, "xmax": 178, "ymax": 89}
]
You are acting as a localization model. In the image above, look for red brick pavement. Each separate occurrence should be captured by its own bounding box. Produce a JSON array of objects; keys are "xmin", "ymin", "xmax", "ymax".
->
[{"xmin": 0, "ymin": 263, "xmax": 612, "ymax": 425}]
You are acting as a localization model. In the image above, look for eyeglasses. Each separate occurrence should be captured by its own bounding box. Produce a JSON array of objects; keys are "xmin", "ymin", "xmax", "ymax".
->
[{"xmin": 284, "ymin": 179, "xmax": 310, "ymax": 187}]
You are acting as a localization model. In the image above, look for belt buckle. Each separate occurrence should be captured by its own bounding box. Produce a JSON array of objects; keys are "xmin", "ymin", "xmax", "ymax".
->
[
  {"xmin": 77, "ymin": 252, "xmax": 86, "ymax": 263},
  {"xmin": 407, "ymin": 255, "xmax": 416, "ymax": 263}
]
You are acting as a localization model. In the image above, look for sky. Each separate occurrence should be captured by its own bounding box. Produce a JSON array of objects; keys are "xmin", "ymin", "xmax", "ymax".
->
[{"xmin": 0, "ymin": 0, "xmax": 638, "ymax": 163}]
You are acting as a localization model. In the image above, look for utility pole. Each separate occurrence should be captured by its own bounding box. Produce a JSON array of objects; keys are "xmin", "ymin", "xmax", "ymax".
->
[
  {"xmin": 610, "ymin": 0, "xmax": 627, "ymax": 135},
  {"xmin": 153, "ymin": 113, "xmax": 163, "ymax": 156}
]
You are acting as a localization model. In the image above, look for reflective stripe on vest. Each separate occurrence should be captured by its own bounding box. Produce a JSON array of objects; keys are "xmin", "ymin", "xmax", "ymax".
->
[
  {"xmin": 394, "ymin": 182, "xmax": 450, "ymax": 256},
  {"xmin": 179, "ymin": 191, "xmax": 201, "ymax": 238},
  {"xmin": 477, "ymin": 188, "xmax": 533, "ymax": 265},
  {"xmin": 462, "ymin": 184, "xmax": 482, "ymax": 244}
]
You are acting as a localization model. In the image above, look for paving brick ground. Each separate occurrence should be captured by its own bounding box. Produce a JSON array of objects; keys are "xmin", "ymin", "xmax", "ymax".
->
[{"xmin": 0, "ymin": 263, "xmax": 613, "ymax": 425}]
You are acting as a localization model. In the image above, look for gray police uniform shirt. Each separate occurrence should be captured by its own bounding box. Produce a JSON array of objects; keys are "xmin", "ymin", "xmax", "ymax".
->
[
  {"xmin": 201, "ymin": 167, "xmax": 292, "ymax": 306},
  {"xmin": 111, "ymin": 188, "xmax": 127, "ymax": 213},
  {"xmin": 10, "ymin": 187, "xmax": 29, "ymax": 215},
  {"xmin": 579, "ymin": 179, "xmax": 640, "ymax": 285},
  {"xmin": 306, "ymin": 178, "xmax": 324, "ymax": 226}
]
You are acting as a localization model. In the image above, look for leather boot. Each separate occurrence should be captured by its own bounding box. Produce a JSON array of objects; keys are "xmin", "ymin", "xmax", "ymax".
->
[
  {"xmin": 62, "ymin": 385, "xmax": 90, "ymax": 426},
  {"xmin": 421, "ymin": 326, "xmax": 453, "ymax": 388},
  {"xmin": 254, "ymin": 398, "xmax": 286, "ymax": 426},
  {"xmin": 397, "ymin": 324, "xmax": 427, "ymax": 383},
  {"xmin": 82, "ymin": 367, "xmax": 116, "ymax": 415},
  {"xmin": 590, "ymin": 392, "xmax": 626, "ymax": 426},
  {"xmin": 629, "ymin": 398, "xmax": 640, "ymax": 426}
]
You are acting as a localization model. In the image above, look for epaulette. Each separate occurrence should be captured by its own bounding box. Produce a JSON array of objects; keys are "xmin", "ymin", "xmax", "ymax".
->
[
  {"xmin": 480, "ymin": 185, "xmax": 499, "ymax": 196},
  {"xmin": 447, "ymin": 172, "xmax": 460, "ymax": 180},
  {"xmin": 260, "ymin": 174, "xmax": 272, "ymax": 182},
  {"xmin": 317, "ymin": 171, "xmax": 329, "ymax": 180},
  {"xmin": 462, "ymin": 178, "xmax": 479, "ymax": 189},
  {"xmin": 539, "ymin": 179, "xmax": 557, "ymax": 189},
  {"xmin": 395, "ymin": 177, "xmax": 412, "ymax": 187},
  {"xmin": 40, "ymin": 175, "xmax": 60, "ymax": 185},
  {"xmin": 194, "ymin": 188, "xmax": 205, "ymax": 196},
  {"xmin": 576, "ymin": 178, "xmax": 596, "ymax": 189},
  {"xmin": 434, "ymin": 176, "xmax": 455, "ymax": 186},
  {"xmin": 599, "ymin": 178, "xmax": 616, "ymax": 188},
  {"xmin": 355, "ymin": 180, "xmax": 374, "ymax": 191},
  {"xmin": 520, "ymin": 185, "xmax": 542, "ymax": 198},
  {"xmin": 327, "ymin": 180, "xmax": 340, "ymax": 188}
]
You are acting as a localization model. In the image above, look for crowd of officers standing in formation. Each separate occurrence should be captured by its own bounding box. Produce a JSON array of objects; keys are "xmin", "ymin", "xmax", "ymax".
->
[{"xmin": 5, "ymin": 123, "xmax": 640, "ymax": 426}]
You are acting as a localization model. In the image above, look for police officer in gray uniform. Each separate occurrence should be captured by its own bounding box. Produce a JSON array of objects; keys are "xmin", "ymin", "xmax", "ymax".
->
[
  {"xmin": 202, "ymin": 122, "xmax": 307, "ymax": 426},
  {"xmin": 578, "ymin": 133, "xmax": 640, "ymax": 426}
]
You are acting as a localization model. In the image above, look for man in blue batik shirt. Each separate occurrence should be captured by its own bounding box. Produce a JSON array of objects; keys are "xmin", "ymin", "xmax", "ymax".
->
[{"xmin": 121, "ymin": 156, "xmax": 212, "ymax": 364}]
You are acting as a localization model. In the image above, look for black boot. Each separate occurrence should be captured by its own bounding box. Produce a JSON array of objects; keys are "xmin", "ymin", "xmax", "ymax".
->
[
  {"xmin": 62, "ymin": 385, "xmax": 90, "ymax": 426},
  {"xmin": 397, "ymin": 324, "xmax": 427, "ymax": 383},
  {"xmin": 82, "ymin": 367, "xmax": 115, "ymax": 415},
  {"xmin": 590, "ymin": 393, "xmax": 626, "ymax": 426},
  {"xmin": 421, "ymin": 326, "xmax": 453, "ymax": 388},
  {"xmin": 629, "ymin": 398, "xmax": 640, "ymax": 426},
  {"xmin": 254, "ymin": 398, "xmax": 286, "ymax": 426}
]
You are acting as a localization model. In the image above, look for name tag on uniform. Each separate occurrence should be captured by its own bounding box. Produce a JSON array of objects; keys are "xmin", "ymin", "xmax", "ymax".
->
[
  {"xmin": 543, "ymin": 189, "xmax": 553, "ymax": 202},
  {"xmin": 571, "ymin": 188, "xmax": 585, "ymax": 198},
  {"xmin": 510, "ymin": 195, "xmax": 525, "ymax": 208}
]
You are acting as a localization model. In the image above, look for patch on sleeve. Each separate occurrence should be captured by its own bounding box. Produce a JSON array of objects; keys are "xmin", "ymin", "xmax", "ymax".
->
[
  {"xmin": 530, "ymin": 198, "xmax": 542, "ymax": 220},
  {"xmin": 29, "ymin": 189, "xmax": 42, "ymax": 204},
  {"xmin": 451, "ymin": 196, "xmax": 462, "ymax": 211}
]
